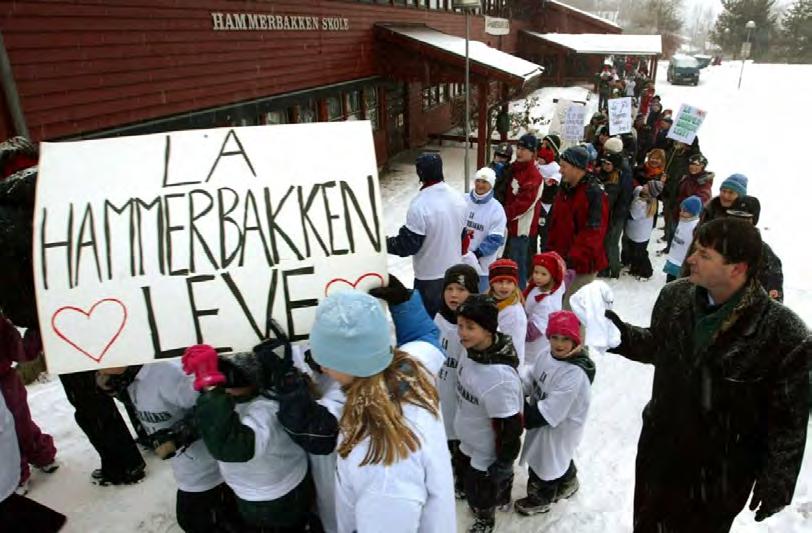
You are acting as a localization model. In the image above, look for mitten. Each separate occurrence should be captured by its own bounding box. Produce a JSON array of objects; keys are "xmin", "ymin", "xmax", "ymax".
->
[
  {"xmin": 368, "ymin": 274, "xmax": 411, "ymax": 306},
  {"xmin": 182, "ymin": 344, "xmax": 225, "ymax": 391}
]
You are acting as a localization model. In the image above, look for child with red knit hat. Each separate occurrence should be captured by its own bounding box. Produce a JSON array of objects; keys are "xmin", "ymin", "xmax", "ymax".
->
[
  {"xmin": 515, "ymin": 311, "xmax": 595, "ymax": 516},
  {"xmin": 523, "ymin": 252, "xmax": 567, "ymax": 370},
  {"xmin": 488, "ymin": 259, "xmax": 527, "ymax": 368}
]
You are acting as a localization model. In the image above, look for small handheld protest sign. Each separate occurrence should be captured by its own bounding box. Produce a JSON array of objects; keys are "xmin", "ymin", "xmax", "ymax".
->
[
  {"xmin": 667, "ymin": 104, "xmax": 707, "ymax": 145},
  {"xmin": 35, "ymin": 122, "xmax": 387, "ymax": 374},
  {"xmin": 608, "ymin": 97, "xmax": 632, "ymax": 136},
  {"xmin": 562, "ymin": 103, "xmax": 587, "ymax": 142}
]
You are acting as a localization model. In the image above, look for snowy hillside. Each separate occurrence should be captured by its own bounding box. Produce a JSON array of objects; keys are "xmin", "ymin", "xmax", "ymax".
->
[{"xmin": 22, "ymin": 61, "xmax": 812, "ymax": 533}]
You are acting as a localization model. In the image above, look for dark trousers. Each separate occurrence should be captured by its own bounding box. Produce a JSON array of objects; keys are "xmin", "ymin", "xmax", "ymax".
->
[
  {"xmin": 0, "ymin": 370, "xmax": 56, "ymax": 484},
  {"xmin": 413, "ymin": 278, "xmax": 445, "ymax": 319},
  {"xmin": 237, "ymin": 473, "xmax": 313, "ymax": 532},
  {"xmin": 58, "ymin": 371, "xmax": 144, "ymax": 478},
  {"xmin": 604, "ymin": 221, "xmax": 624, "ymax": 277},
  {"xmin": 527, "ymin": 461, "xmax": 577, "ymax": 498},
  {"xmin": 459, "ymin": 451, "xmax": 512, "ymax": 525},
  {"xmin": 0, "ymin": 493, "xmax": 65, "ymax": 532},
  {"xmin": 627, "ymin": 240, "xmax": 653, "ymax": 279},
  {"xmin": 177, "ymin": 483, "xmax": 240, "ymax": 533},
  {"xmin": 504, "ymin": 235, "xmax": 530, "ymax": 289},
  {"xmin": 598, "ymin": 92, "xmax": 609, "ymax": 111}
]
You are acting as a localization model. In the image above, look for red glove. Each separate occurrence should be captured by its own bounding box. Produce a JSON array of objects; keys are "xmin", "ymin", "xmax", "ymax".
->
[{"xmin": 181, "ymin": 344, "xmax": 225, "ymax": 391}]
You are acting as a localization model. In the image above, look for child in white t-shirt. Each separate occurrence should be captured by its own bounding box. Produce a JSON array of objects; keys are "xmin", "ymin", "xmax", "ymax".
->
[
  {"xmin": 523, "ymin": 251, "xmax": 567, "ymax": 371},
  {"xmin": 664, "ymin": 196, "xmax": 702, "ymax": 282},
  {"xmin": 488, "ymin": 259, "xmax": 527, "ymax": 367},
  {"xmin": 515, "ymin": 311, "xmax": 595, "ymax": 516},
  {"xmin": 434, "ymin": 263, "xmax": 480, "ymax": 498},
  {"xmin": 454, "ymin": 294, "xmax": 524, "ymax": 533}
]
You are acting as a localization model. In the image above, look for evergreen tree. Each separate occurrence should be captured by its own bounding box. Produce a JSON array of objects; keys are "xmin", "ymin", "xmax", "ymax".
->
[
  {"xmin": 781, "ymin": 0, "xmax": 812, "ymax": 62},
  {"xmin": 710, "ymin": 0, "xmax": 779, "ymax": 60}
]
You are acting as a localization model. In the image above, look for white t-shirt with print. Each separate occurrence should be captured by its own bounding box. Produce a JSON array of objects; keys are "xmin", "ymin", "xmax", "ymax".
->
[
  {"xmin": 434, "ymin": 313, "xmax": 464, "ymax": 440},
  {"xmin": 464, "ymin": 195, "xmax": 507, "ymax": 274},
  {"xmin": 520, "ymin": 348, "xmax": 591, "ymax": 480},
  {"xmin": 127, "ymin": 361, "xmax": 222, "ymax": 493},
  {"xmin": 406, "ymin": 182, "xmax": 467, "ymax": 280},
  {"xmin": 497, "ymin": 302, "xmax": 527, "ymax": 368},
  {"xmin": 524, "ymin": 284, "xmax": 565, "ymax": 370},
  {"xmin": 454, "ymin": 352, "xmax": 523, "ymax": 471}
]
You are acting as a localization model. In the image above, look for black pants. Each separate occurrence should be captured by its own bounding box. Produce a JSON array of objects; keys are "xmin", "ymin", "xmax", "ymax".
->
[
  {"xmin": 58, "ymin": 371, "xmax": 144, "ymax": 478},
  {"xmin": 177, "ymin": 483, "xmax": 240, "ymax": 533},
  {"xmin": 527, "ymin": 461, "xmax": 577, "ymax": 498},
  {"xmin": 627, "ymin": 240, "xmax": 653, "ymax": 278},
  {"xmin": 0, "ymin": 493, "xmax": 66, "ymax": 532},
  {"xmin": 413, "ymin": 278, "xmax": 444, "ymax": 319},
  {"xmin": 237, "ymin": 473, "xmax": 314, "ymax": 532},
  {"xmin": 459, "ymin": 451, "xmax": 512, "ymax": 524}
]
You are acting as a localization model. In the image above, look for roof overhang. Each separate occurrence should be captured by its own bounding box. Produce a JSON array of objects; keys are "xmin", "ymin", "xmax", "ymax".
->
[
  {"xmin": 523, "ymin": 31, "xmax": 662, "ymax": 56},
  {"xmin": 375, "ymin": 24, "xmax": 543, "ymax": 87}
]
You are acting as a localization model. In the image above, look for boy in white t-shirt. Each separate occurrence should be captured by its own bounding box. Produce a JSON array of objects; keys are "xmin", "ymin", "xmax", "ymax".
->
[
  {"xmin": 515, "ymin": 311, "xmax": 595, "ymax": 516},
  {"xmin": 97, "ymin": 361, "xmax": 235, "ymax": 532},
  {"xmin": 434, "ymin": 263, "xmax": 480, "ymax": 498},
  {"xmin": 454, "ymin": 295, "xmax": 523, "ymax": 533}
]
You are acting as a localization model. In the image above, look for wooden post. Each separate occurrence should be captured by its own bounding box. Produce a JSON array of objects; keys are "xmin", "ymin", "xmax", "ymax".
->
[
  {"xmin": 500, "ymin": 83, "xmax": 509, "ymax": 141},
  {"xmin": 477, "ymin": 81, "xmax": 488, "ymax": 169}
]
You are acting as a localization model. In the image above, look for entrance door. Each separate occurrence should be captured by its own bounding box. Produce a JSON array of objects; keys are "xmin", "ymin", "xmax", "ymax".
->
[{"xmin": 386, "ymin": 83, "xmax": 406, "ymax": 155}]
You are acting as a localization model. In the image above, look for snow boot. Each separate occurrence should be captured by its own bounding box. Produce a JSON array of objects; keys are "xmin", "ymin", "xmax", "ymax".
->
[
  {"xmin": 15, "ymin": 479, "xmax": 29, "ymax": 496},
  {"xmin": 92, "ymin": 465, "xmax": 146, "ymax": 486},
  {"xmin": 514, "ymin": 493, "xmax": 552, "ymax": 516},
  {"xmin": 466, "ymin": 517, "xmax": 495, "ymax": 533},
  {"xmin": 36, "ymin": 461, "xmax": 59, "ymax": 474}
]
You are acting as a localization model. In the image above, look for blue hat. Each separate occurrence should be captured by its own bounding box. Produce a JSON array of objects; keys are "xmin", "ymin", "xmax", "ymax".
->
[
  {"xmin": 415, "ymin": 152, "xmax": 443, "ymax": 182},
  {"xmin": 517, "ymin": 134, "xmax": 539, "ymax": 151},
  {"xmin": 561, "ymin": 146, "xmax": 590, "ymax": 169},
  {"xmin": 721, "ymin": 173, "xmax": 748, "ymax": 197},
  {"xmin": 310, "ymin": 291, "xmax": 393, "ymax": 378},
  {"xmin": 680, "ymin": 195, "xmax": 703, "ymax": 217}
]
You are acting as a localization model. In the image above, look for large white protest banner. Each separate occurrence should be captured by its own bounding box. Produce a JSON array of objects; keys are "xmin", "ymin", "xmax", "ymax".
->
[
  {"xmin": 35, "ymin": 122, "xmax": 387, "ymax": 374},
  {"xmin": 608, "ymin": 97, "xmax": 632, "ymax": 135},
  {"xmin": 667, "ymin": 104, "xmax": 707, "ymax": 145},
  {"xmin": 562, "ymin": 103, "xmax": 587, "ymax": 142}
]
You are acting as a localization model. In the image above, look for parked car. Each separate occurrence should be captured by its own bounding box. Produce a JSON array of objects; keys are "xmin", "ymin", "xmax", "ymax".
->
[
  {"xmin": 667, "ymin": 55, "xmax": 700, "ymax": 85},
  {"xmin": 694, "ymin": 54, "xmax": 712, "ymax": 68}
]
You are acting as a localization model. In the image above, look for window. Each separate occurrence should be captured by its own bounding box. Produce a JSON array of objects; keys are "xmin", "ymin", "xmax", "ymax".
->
[
  {"xmin": 346, "ymin": 90, "xmax": 362, "ymax": 121},
  {"xmin": 364, "ymin": 86, "xmax": 379, "ymax": 130},
  {"xmin": 264, "ymin": 110, "xmax": 288, "ymax": 125},
  {"xmin": 326, "ymin": 95, "xmax": 343, "ymax": 121},
  {"xmin": 298, "ymin": 100, "xmax": 317, "ymax": 123}
]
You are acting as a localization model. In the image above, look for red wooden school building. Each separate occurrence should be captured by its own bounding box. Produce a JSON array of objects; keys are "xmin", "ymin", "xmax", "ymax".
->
[{"xmin": 0, "ymin": 1, "xmax": 622, "ymax": 167}]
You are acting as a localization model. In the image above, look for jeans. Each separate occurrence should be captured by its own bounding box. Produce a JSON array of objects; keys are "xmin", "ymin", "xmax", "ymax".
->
[
  {"xmin": 413, "ymin": 278, "xmax": 445, "ymax": 319},
  {"xmin": 505, "ymin": 235, "xmax": 530, "ymax": 289},
  {"xmin": 604, "ymin": 221, "xmax": 624, "ymax": 277}
]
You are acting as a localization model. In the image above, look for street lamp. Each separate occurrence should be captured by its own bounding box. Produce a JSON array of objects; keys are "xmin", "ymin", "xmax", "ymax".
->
[
  {"xmin": 738, "ymin": 20, "xmax": 756, "ymax": 90},
  {"xmin": 453, "ymin": 0, "xmax": 481, "ymax": 192}
]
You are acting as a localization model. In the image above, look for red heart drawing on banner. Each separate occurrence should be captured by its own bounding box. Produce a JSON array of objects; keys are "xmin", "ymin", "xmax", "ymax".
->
[
  {"xmin": 324, "ymin": 272, "xmax": 385, "ymax": 296},
  {"xmin": 51, "ymin": 298, "xmax": 128, "ymax": 363}
]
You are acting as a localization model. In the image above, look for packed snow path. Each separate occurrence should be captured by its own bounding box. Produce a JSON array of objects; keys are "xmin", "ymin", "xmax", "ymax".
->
[{"xmin": 23, "ymin": 61, "xmax": 812, "ymax": 532}]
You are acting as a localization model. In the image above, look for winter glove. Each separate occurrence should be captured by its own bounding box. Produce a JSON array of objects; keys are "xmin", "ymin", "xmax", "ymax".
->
[
  {"xmin": 254, "ymin": 319, "xmax": 300, "ymax": 394},
  {"xmin": 303, "ymin": 349, "xmax": 322, "ymax": 374},
  {"xmin": 148, "ymin": 413, "xmax": 200, "ymax": 460},
  {"xmin": 487, "ymin": 460, "xmax": 514, "ymax": 484},
  {"xmin": 368, "ymin": 274, "xmax": 411, "ymax": 306},
  {"xmin": 523, "ymin": 399, "xmax": 549, "ymax": 429},
  {"xmin": 182, "ymin": 344, "xmax": 226, "ymax": 391},
  {"xmin": 749, "ymin": 476, "xmax": 788, "ymax": 522}
]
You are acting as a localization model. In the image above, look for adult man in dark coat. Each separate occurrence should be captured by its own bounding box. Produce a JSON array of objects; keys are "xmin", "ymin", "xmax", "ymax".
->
[
  {"xmin": 606, "ymin": 218, "xmax": 810, "ymax": 532},
  {"xmin": 546, "ymin": 146, "xmax": 609, "ymax": 309}
]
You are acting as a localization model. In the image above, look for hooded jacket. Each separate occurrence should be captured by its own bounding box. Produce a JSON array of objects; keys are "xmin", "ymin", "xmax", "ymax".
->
[
  {"xmin": 546, "ymin": 174, "xmax": 609, "ymax": 274},
  {"xmin": 504, "ymin": 160, "xmax": 543, "ymax": 238},
  {"xmin": 609, "ymin": 278, "xmax": 810, "ymax": 530}
]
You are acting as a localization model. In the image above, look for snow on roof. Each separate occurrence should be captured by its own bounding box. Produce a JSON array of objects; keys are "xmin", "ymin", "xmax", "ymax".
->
[
  {"xmin": 525, "ymin": 32, "xmax": 663, "ymax": 56},
  {"xmin": 380, "ymin": 25, "xmax": 543, "ymax": 82},
  {"xmin": 546, "ymin": 0, "xmax": 622, "ymax": 31}
]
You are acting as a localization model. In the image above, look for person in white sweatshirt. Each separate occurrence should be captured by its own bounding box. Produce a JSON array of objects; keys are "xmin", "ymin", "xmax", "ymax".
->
[
  {"xmin": 463, "ymin": 167, "xmax": 507, "ymax": 292},
  {"xmin": 624, "ymin": 185, "xmax": 657, "ymax": 279},
  {"xmin": 663, "ymin": 195, "xmax": 702, "ymax": 282},
  {"xmin": 434, "ymin": 264, "xmax": 480, "ymax": 498},
  {"xmin": 488, "ymin": 259, "xmax": 527, "ymax": 367},
  {"xmin": 515, "ymin": 311, "xmax": 595, "ymax": 516},
  {"xmin": 308, "ymin": 290, "xmax": 456, "ymax": 533},
  {"xmin": 96, "ymin": 361, "xmax": 233, "ymax": 533},
  {"xmin": 523, "ymin": 251, "xmax": 567, "ymax": 371}
]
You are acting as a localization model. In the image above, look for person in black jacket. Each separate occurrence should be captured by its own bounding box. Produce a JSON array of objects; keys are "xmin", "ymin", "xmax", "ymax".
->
[
  {"xmin": 606, "ymin": 218, "xmax": 810, "ymax": 532},
  {"xmin": 598, "ymin": 151, "xmax": 633, "ymax": 278}
]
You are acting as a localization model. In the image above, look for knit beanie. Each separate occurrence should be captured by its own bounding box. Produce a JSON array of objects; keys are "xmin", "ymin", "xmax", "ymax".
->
[
  {"xmin": 561, "ymin": 146, "xmax": 589, "ymax": 169},
  {"xmin": 524, "ymin": 251, "xmax": 566, "ymax": 299},
  {"xmin": 456, "ymin": 294, "xmax": 499, "ymax": 335},
  {"xmin": 680, "ymin": 195, "xmax": 703, "ymax": 218},
  {"xmin": 488, "ymin": 258, "xmax": 519, "ymax": 285},
  {"xmin": 443, "ymin": 264, "xmax": 480, "ymax": 294},
  {"xmin": 721, "ymin": 173, "xmax": 748, "ymax": 197},
  {"xmin": 542, "ymin": 134, "xmax": 561, "ymax": 156},
  {"xmin": 546, "ymin": 310, "xmax": 582, "ymax": 345},
  {"xmin": 474, "ymin": 167, "xmax": 496, "ymax": 188},
  {"xmin": 645, "ymin": 179, "xmax": 664, "ymax": 198},
  {"xmin": 309, "ymin": 291, "xmax": 393, "ymax": 378},
  {"xmin": 603, "ymin": 137, "xmax": 624, "ymax": 154},
  {"xmin": 415, "ymin": 152, "xmax": 443, "ymax": 182},
  {"xmin": 517, "ymin": 133, "xmax": 539, "ymax": 151}
]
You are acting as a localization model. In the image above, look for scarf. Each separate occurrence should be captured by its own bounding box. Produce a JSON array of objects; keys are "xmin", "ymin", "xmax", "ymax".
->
[
  {"xmin": 465, "ymin": 332, "xmax": 519, "ymax": 368},
  {"xmin": 554, "ymin": 346, "xmax": 596, "ymax": 383},
  {"xmin": 491, "ymin": 287, "xmax": 523, "ymax": 311},
  {"xmin": 469, "ymin": 189, "xmax": 494, "ymax": 204}
]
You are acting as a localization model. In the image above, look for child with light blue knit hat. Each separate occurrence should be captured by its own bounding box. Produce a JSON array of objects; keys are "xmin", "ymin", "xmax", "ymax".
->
[{"xmin": 664, "ymin": 196, "xmax": 703, "ymax": 282}]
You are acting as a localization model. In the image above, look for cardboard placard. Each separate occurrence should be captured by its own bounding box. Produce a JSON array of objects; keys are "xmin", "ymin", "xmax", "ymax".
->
[
  {"xmin": 667, "ymin": 104, "xmax": 707, "ymax": 145},
  {"xmin": 561, "ymin": 102, "xmax": 587, "ymax": 142},
  {"xmin": 34, "ymin": 122, "xmax": 387, "ymax": 373},
  {"xmin": 608, "ymin": 97, "xmax": 633, "ymax": 135}
]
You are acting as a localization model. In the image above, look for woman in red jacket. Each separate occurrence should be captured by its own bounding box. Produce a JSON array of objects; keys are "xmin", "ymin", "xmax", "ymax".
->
[{"xmin": 672, "ymin": 154, "xmax": 713, "ymax": 226}]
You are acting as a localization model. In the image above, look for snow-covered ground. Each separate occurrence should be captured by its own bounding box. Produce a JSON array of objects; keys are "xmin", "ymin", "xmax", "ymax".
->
[{"xmin": 23, "ymin": 61, "xmax": 812, "ymax": 532}]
